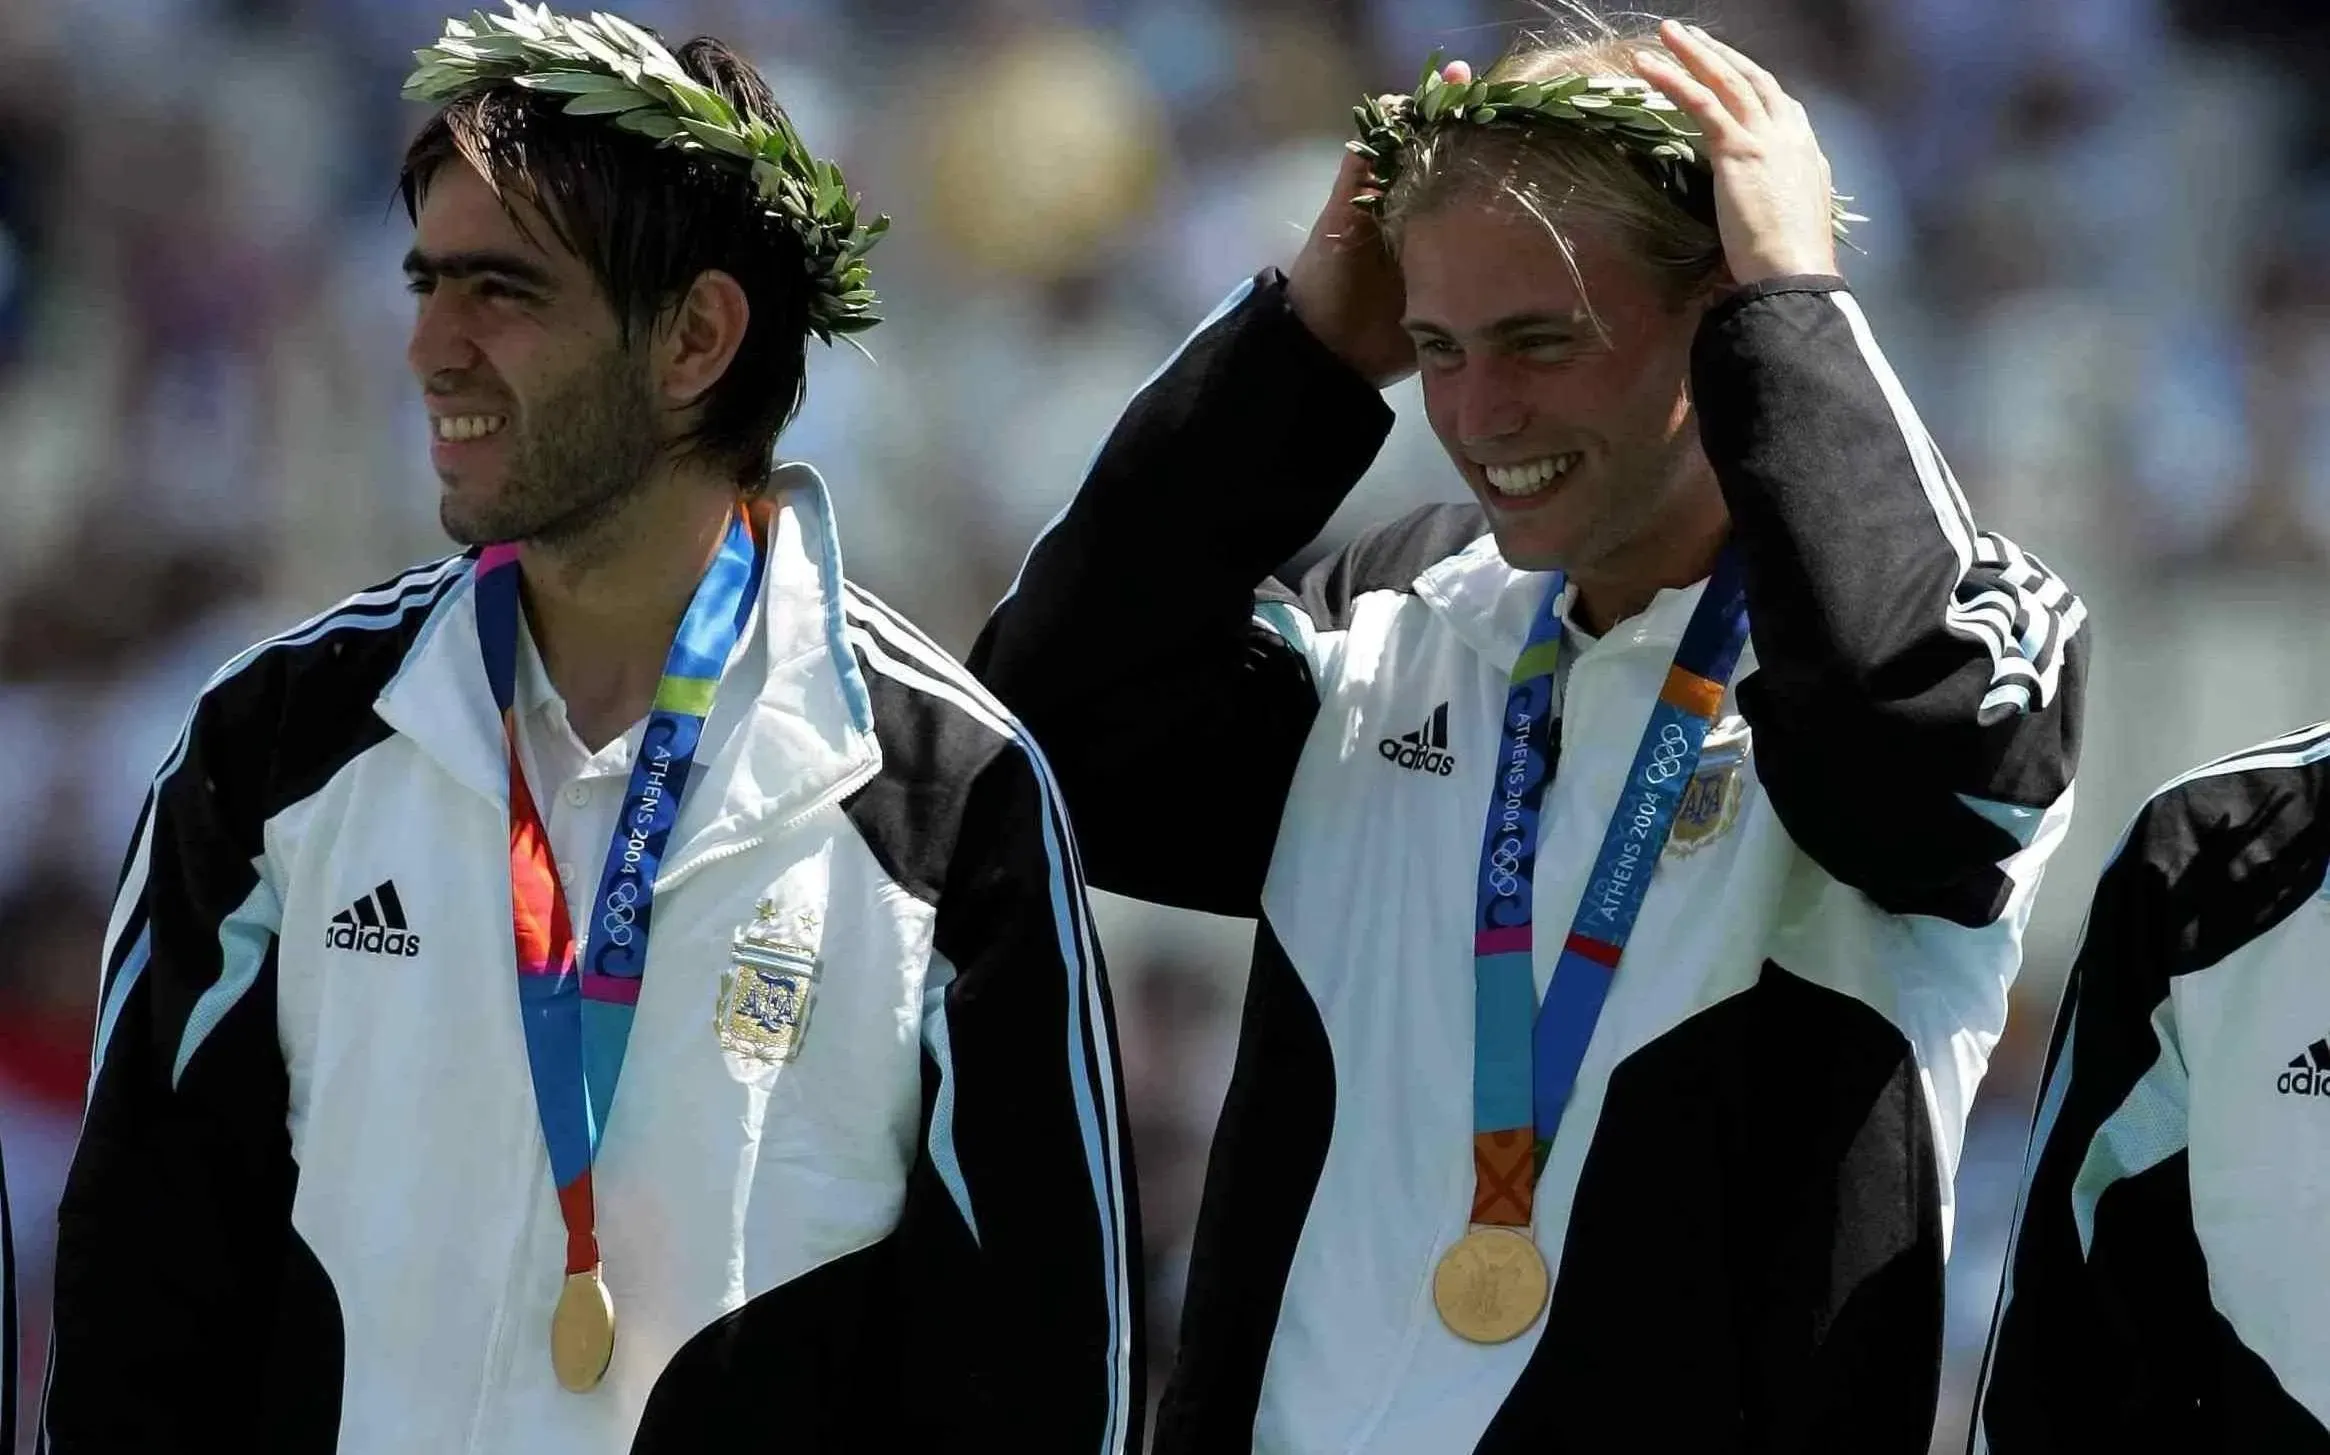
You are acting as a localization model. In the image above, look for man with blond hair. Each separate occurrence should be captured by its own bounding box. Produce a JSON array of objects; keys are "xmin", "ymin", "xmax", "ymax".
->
[{"xmin": 976, "ymin": 15, "xmax": 2084, "ymax": 1452}]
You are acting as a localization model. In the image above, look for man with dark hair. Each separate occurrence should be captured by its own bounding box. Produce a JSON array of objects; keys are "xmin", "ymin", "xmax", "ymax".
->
[
  {"xmin": 43, "ymin": 8, "xmax": 1137, "ymax": 1452},
  {"xmin": 976, "ymin": 17, "xmax": 2084, "ymax": 1453}
]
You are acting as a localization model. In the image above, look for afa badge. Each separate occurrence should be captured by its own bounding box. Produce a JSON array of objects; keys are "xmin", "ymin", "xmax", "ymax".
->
[
  {"xmin": 1666, "ymin": 717, "xmax": 1750, "ymax": 859},
  {"xmin": 717, "ymin": 899, "xmax": 821, "ymax": 1064}
]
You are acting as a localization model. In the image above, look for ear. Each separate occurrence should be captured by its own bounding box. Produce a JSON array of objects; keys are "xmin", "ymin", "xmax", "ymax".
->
[{"xmin": 653, "ymin": 269, "xmax": 751, "ymax": 409}]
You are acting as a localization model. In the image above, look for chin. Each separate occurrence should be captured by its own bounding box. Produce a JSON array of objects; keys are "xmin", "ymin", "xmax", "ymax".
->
[
  {"xmin": 1490, "ymin": 537, "xmax": 1570, "ymax": 574},
  {"xmin": 438, "ymin": 493, "xmax": 517, "ymax": 548},
  {"xmin": 1477, "ymin": 500, "xmax": 1586, "ymax": 575}
]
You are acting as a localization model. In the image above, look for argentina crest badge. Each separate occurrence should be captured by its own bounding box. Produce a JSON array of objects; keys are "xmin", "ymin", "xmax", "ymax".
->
[
  {"xmin": 717, "ymin": 899, "xmax": 822, "ymax": 1064},
  {"xmin": 1666, "ymin": 716, "xmax": 1751, "ymax": 859}
]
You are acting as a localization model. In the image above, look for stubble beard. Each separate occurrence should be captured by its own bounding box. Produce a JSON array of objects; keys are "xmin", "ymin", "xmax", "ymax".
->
[
  {"xmin": 439, "ymin": 341, "xmax": 663, "ymax": 563},
  {"xmin": 1559, "ymin": 423, "xmax": 1707, "ymax": 577}
]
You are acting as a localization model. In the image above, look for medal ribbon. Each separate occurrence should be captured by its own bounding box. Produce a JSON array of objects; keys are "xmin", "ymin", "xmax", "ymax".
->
[
  {"xmin": 1469, "ymin": 550, "xmax": 1749, "ymax": 1228},
  {"xmin": 475, "ymin": 508, "xmax": 762, "ymax": 1279}
]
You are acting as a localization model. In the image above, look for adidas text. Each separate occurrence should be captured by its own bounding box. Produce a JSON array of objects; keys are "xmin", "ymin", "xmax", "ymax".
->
[
  {"xmin": 328, "ymin": 880, "xmax": 422, "ymax": 957},
  {"xmin": 1381, "ymin": 701, "xmax": 1457, "ymax": 776},
  {"xmin": 324, "ymin": 923, "xmax": 422, "ymax": 956},
  {"xmin": 1379, "ymin": 738, "xmax": 1457, "ymax": 775},
  {"xmin": 2279, "ymin": 1066, "xmax": 2330, "ymax": 1097}
]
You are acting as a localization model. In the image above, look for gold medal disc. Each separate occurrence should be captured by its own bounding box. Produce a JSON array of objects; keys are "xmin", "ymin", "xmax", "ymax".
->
[
  {"xmin": 1432, "ymin": 1225, "xmax": 1550, "ymax": 1344},
  {"xmin": 551, "ymin": 1267, "xmax": 618, "ymax": 1392}
]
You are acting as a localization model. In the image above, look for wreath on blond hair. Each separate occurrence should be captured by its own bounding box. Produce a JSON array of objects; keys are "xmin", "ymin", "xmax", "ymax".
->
[{"xmin": 1349, "ymin": 51, "xmax": 1859, "ymax": 242}]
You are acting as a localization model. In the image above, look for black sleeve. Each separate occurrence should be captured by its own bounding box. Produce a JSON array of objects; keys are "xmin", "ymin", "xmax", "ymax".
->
[
  {"xmin": 968, "ymin": 269, "xmax": 1396, "ymax": 917},
  {"xmin": 1976, "ymin": 752, "xmax": 2330, "ymax": 1451},
  {"xmin": 906, "ymin": 743, "xmax": 1144, "ymax": 1450},
  {"xmin": 44, "ymin": 683, "xmax": 296, "ymax": 1451},
  {"xmin": 1692, "ymin": 276, "xmax": 2087, "ymax": 926}
]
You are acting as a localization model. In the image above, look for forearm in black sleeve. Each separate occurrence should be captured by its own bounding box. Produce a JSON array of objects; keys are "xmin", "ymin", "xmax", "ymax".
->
[
  {"xmin": 44, "ymin": 712, "xmax": 294, "ymax": 1451},
  {"xmin": 1692, "ymin": 275, "xmax": 2086, "ymax": 922},
  {"xmin": 907, "ymin": 743, "xmax": 1143, "ymax": 1452},
  {"xmin": 969, "ymin": 269, "xmax": 1394, "ymax": 916}
]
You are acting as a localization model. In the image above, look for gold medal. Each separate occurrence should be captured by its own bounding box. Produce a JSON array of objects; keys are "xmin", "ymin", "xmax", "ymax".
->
[
  {"xmin": 550, "ymin": 1266, "xmax": 617, "ymax": 1392},
  {"xmin": 1432, "ymin": 1225, "xmax": 1550, "ymax": 1344}
]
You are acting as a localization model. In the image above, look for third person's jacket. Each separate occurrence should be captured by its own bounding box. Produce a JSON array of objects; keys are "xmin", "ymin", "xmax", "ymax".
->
[{"xmin": 1977, "ymin": 722, "xmax": 2330, "ymax": 1451}]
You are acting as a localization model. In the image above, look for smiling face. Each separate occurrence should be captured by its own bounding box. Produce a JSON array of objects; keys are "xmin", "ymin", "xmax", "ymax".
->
[
  {"xmin": 1398, "ymin": 201, "xmax": 1721, "ymax": 578},
  {"xmin": 404, "ymin": 159, "xmax": 662, "ymax": 548}
]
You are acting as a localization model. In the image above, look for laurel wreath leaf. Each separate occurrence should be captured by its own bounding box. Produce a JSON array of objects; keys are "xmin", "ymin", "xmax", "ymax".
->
[
  {"xmin": 404, "ymin": 4, "xmax": 886, "ymax": 343},
  {"xmin": 1349, "ymin": 50, "xmax": 1862, "ymax": 244}
]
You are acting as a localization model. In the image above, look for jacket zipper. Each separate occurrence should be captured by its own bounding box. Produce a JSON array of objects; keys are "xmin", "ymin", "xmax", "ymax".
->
[{"xmin": 653, "ymin": 753, "xmax": 882, "ymax": 894}]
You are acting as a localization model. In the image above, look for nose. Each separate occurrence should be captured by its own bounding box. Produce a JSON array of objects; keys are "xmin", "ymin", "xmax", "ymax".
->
[
  {"xmin": 407, "ymin": 289, "xmax": 480, "ymax": 386},
  {"xmin": 1451, "ymin": 353, "xmax": 1531, "ymax": 450}
]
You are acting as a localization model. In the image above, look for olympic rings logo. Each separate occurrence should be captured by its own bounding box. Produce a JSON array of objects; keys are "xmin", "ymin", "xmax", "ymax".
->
[
  {"xmin": 600, "ymin": 876, "xmax": 643, "ymax": 945},
  {"xmin": 1643, "ymin": 721, "xmax": 1692, "ymax": 785},
  {"xmin": 1488, "ymin": 837, "xmax": 1525, "ymax": 897}
]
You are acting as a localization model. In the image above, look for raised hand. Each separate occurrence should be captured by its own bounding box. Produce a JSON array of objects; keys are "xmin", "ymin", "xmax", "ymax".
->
[
  {"xmin": 1286, "ymin": 60, "xmax": 1472, "ymax": 388},
  {"xmin": 1633, "ymin": 22, "xmax": 1838, "ymax": 287}
]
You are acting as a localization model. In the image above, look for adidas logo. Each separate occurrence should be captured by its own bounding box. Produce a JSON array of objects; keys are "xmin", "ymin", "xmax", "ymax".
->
[
  {"xmin": 325, "ymin": 880, "xmax": 422, "ymax": 957},
  {"xmin": 2279, "ymin": 1038, "xmax": 2330, "ymax": 1097},
  {"xmin": 1379, "ymin": 702, "xmax": 1457, "ymax": 776}
]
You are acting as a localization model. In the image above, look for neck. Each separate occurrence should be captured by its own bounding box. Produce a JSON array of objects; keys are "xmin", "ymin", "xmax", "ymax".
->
[
  {"xmin": 1566, "ymin": 495, "xmax": 1731, "ymax": 638},
  {"xmin": 518, "ymin": 464, "xmax": 742, "ymax": 751}
]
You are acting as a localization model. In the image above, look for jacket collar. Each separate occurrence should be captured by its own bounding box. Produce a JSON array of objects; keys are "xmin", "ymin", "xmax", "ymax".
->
[
  {"xmin": 374, "ymin": 463, "xmax": 881, "ymax": 843},
  {"xmin": 1411, "ymin": 530, "xmax": 1717, "ymax": 672}
]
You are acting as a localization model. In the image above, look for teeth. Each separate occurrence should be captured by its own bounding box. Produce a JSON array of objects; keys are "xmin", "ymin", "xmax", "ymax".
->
[
  {"xmin": 1483, "ymin": 453, "xmax": 1581, "ymax": 498},
  {"xmin": 433, "ymin": 414, "xmax": 508, "ymax": 443}
]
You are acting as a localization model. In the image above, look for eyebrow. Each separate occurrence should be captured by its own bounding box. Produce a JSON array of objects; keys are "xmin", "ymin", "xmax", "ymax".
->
[
  {"xmin": 402, "ymin": 248, "xmax": 556, "ymax": 291},
  {"xmin": 1402, "ymin": 310, "xmax": 1596, "ymax": 342}
]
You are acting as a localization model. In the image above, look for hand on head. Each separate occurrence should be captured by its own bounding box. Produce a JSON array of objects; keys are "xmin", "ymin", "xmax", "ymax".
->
[
  {"xmin": 1285, "ymin": 60, "xmax": 1472, "ymax": 388},
  {"xmin": 1632, "ymin": 20, "xmax": 1839, "ymax": 285}
]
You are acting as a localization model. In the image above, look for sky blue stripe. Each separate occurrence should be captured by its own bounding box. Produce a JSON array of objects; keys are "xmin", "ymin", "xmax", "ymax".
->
[
  {"xmin": 921, "ymin": 969, "xmax": 979, "ymax": 1244},
  {"xmin": 2120, "ymin": 722, "xmax": 2330, "ymax": 858},
  {"xmin": 1473, "ymin": 952, "xmax": 1535, "ymax": 1130},
  {"xmin": 1981, "ymin": 1011, "xmax": 2078, "ymax": 1405},
  {"xmin": 2071, "ymin": 1006, "xmax": 2187, "ymax": 1256},
  {"xmin": 2022, "ymin": 1019, "xmax": 2077, "ymax": 1205},
  {"xmin": 172, "ymin": 870, "xmax": 281, "ymax": 1088},
  {"xmin": 36, "ymin": 1336, "xmax": 53, "ymax": 1450},
  {"xmin": 91, "ymin": 924, "xmax": 151, "ymax": 1078},
  {"xmin": 1027, "ymin": 746, "xmax": 1126, "ymax": 1448},
  {"xmin": 836, "ymin": 604, "xmax": 1128, "ymax": 1452},
  {"xmin": 1252, "ymin": 600, "xmax": 1325, "ymax": 684},
  {"xmin": 1958, "ymin": 792, "xmax": 2046, "ymax": 848},
  {"xmin": 799, "ymin": 468, "xmax": 874, "ymax": 733},
  {"xmin": 378, "ymin": 565, "xmax": 477, "ymax": 703}
]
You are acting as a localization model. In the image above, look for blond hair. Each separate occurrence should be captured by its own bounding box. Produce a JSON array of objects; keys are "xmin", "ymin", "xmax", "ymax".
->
[{"xmin": 1380, "ymin": 11, "xmax": 1724, "ymax": 319}]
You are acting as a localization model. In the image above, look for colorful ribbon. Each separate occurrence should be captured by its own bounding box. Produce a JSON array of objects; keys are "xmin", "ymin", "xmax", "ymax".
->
[
  {"xmin": 1469, "ymin": 552, "xmax": 1750, "ymax": 1227},
  {"xmin": 474, "ymin": 508, "xmax": 763, "ymax": 1277}
]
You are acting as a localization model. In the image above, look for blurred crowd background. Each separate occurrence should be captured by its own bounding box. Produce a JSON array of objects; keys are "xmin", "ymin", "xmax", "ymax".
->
[{"xmin": 1, "ymin": 0, "xmax": 2326, "ymax": 1447}]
